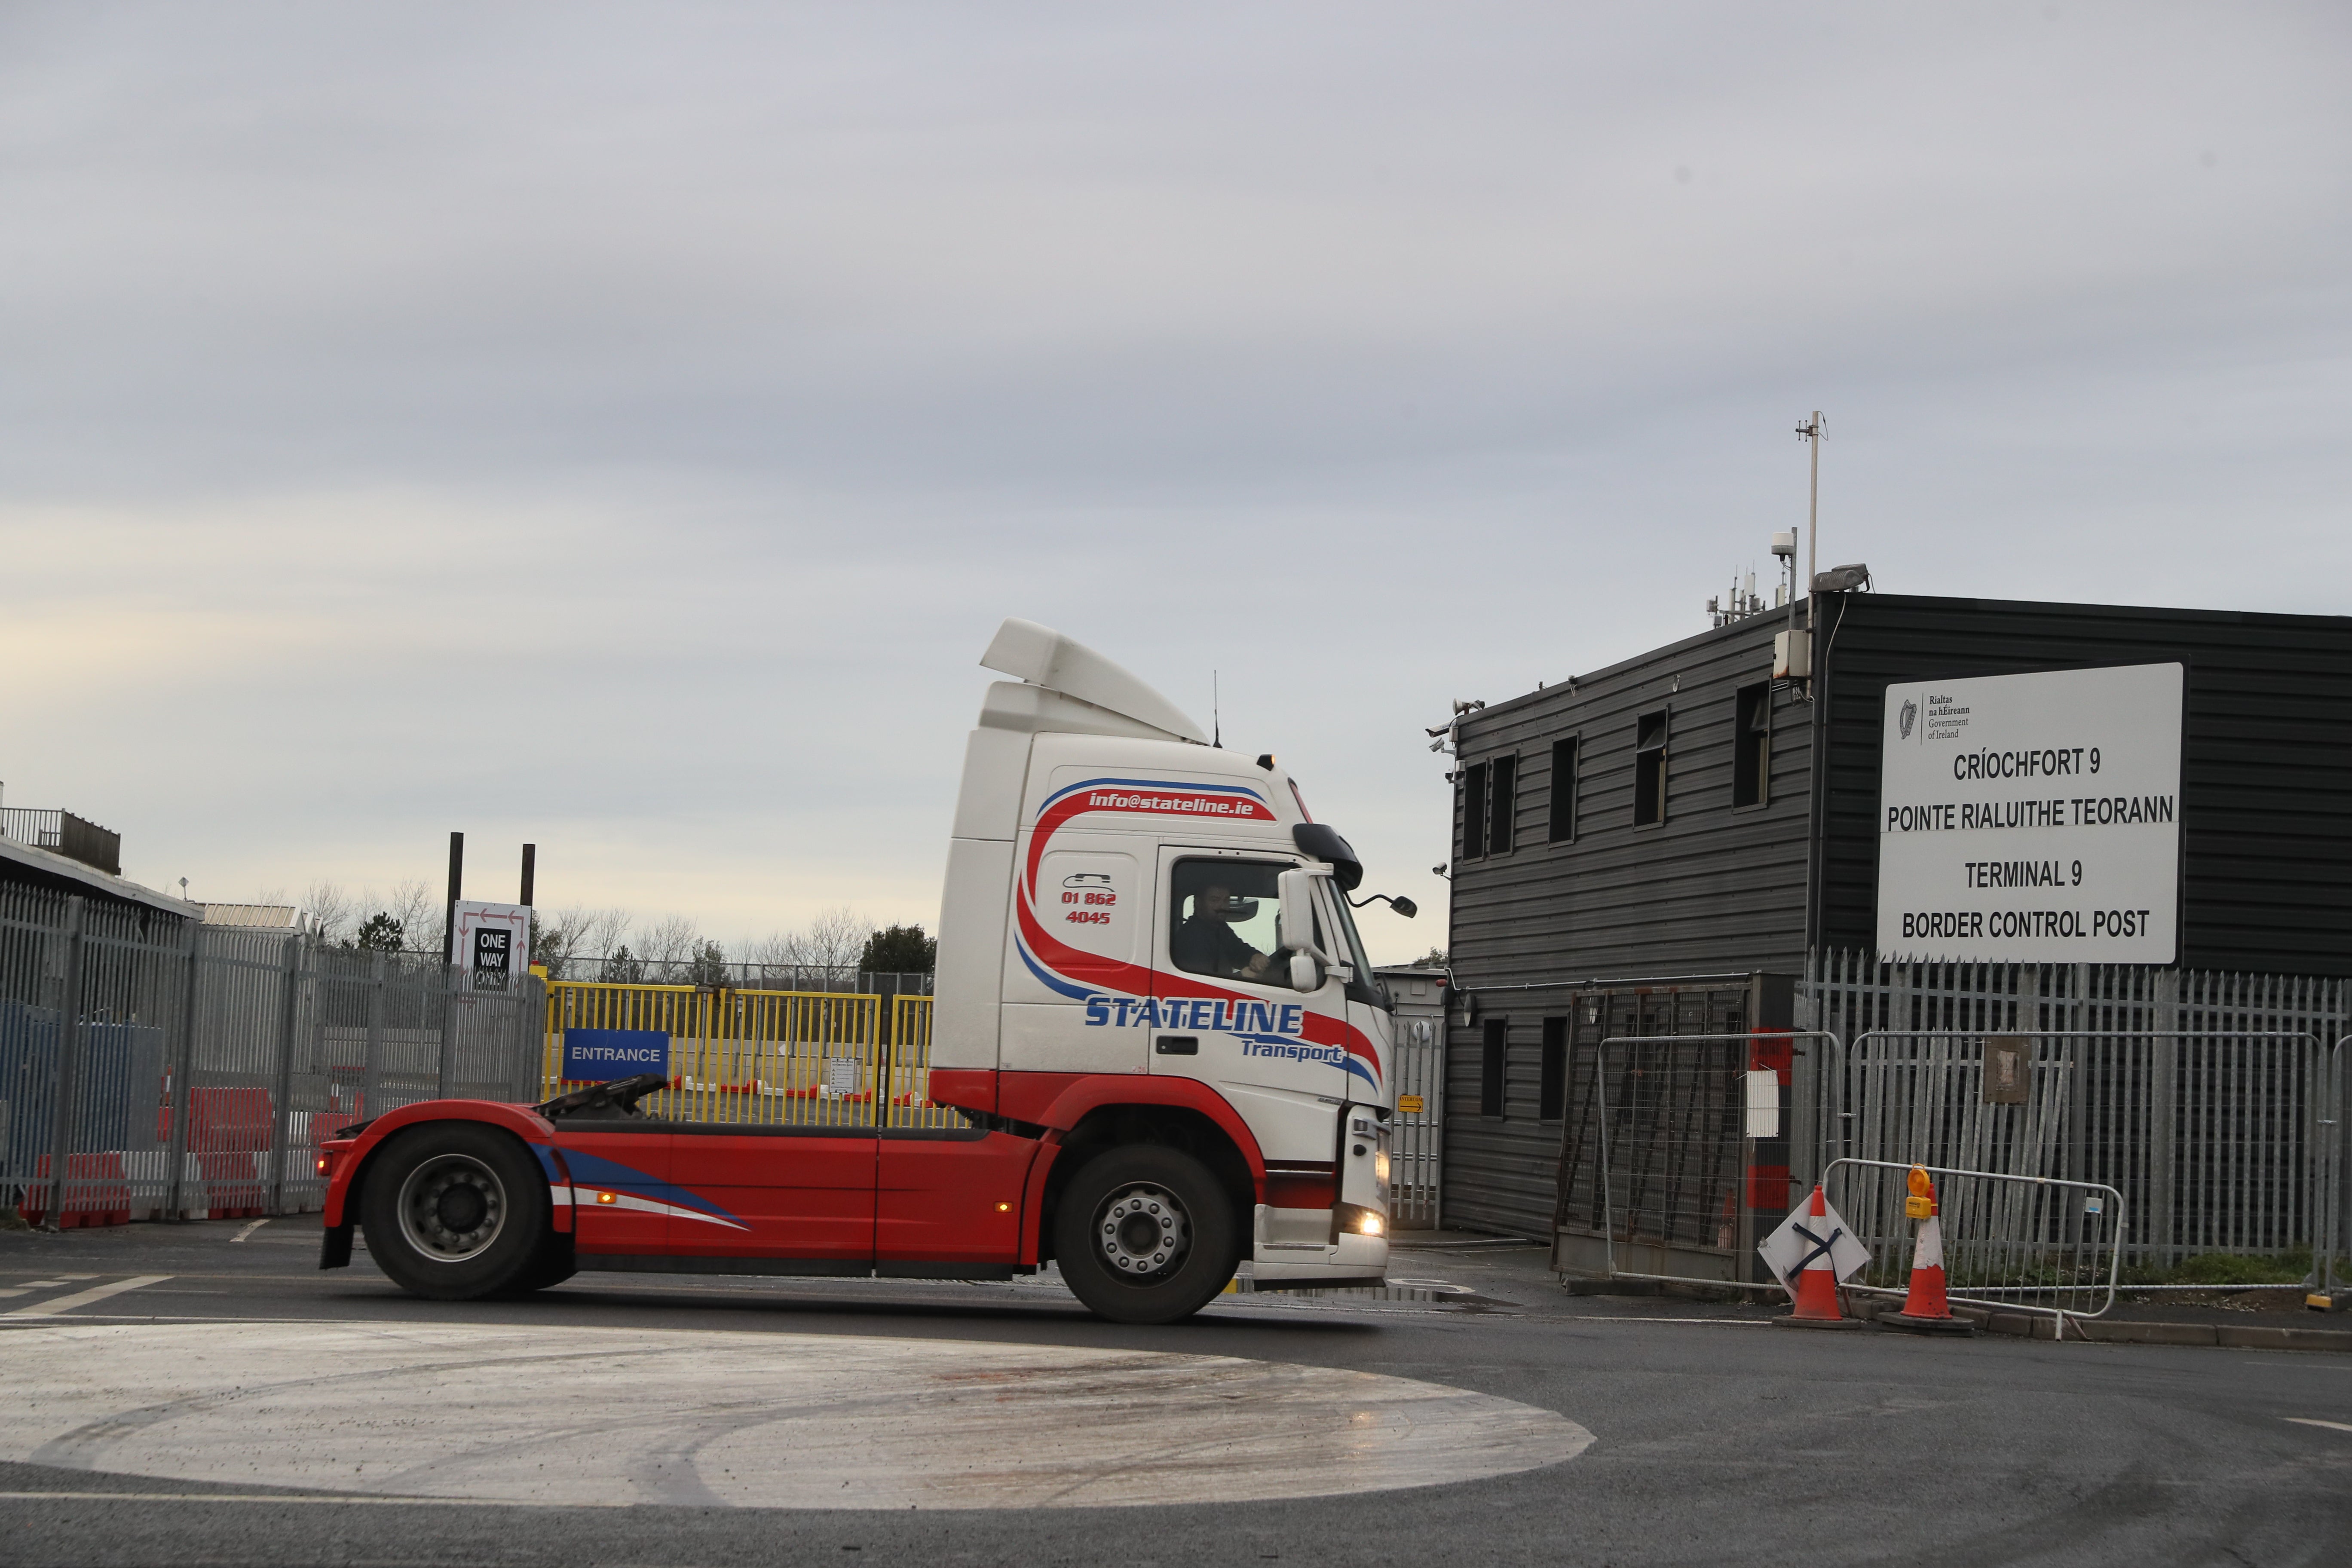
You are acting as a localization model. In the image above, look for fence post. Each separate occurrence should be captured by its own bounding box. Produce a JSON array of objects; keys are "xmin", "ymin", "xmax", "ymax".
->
[
  {"xmin": 265, "ymin": 935, "xmax": 303, "ymax": 1214},
  {"xmin": 2148, "ymin": 1018, "xmax": 2179, "ymax": 1269},
  {"xmin": 163, "ymin": 918, "xmax": 204, "ymax": 1221},
  {"xmin": 435, "ymin": 964, "xmax": 457, "ymax": 1100},
  {"xmin": 37, "ymin": 896, "xmax": 87, "ymax": 1232},
  {"xmin": 362, "ymin": 951, "xmax": 386, "ymax": 1120}
]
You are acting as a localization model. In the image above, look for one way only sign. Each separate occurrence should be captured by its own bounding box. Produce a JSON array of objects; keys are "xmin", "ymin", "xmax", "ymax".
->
[{"xmin": 1758, "ymin": 1197, "xmax": 1872, "ymax": 1300}]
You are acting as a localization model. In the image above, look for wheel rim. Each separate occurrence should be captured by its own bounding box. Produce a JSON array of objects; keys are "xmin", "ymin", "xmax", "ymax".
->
[
  {"xmin": 1094, "ymin": 1183, "xmax": 1191, "ymax": 1280},
  {"xmin": 395, "ymin": 1153, "xmax": 507, "ymax": 1263}
]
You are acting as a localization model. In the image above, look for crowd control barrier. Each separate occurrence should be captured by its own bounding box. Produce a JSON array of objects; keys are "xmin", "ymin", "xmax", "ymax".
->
[{"xmin": 1825, "ymin": 1156, "xmax": 2125, "ymax": 1333}]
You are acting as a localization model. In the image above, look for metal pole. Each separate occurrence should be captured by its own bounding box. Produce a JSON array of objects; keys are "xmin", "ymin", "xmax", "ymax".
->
[
  {"xmin": 266, "ymin": 934, "xmax": 303, "ymax": 1215},
  {"xmin": 39, "ymin": 897, "xmax": 87, "ymax": 1232},
  {"xmin": 436, "ymin": 962, "xmax": 457, "ymax": 1101},
  {"xmin": 519, "ymin": 843, "xmax": 535, "ymax": 907},
  {"xmin": 1806, "ymin": 409, "xmax": 1821, "ymax": 600},
  {"xmin": 443, "ymin": 830, "xmax": 465, "ymax": 965},
  {"xmin": 163, "ymin": 916, "xmax": 203, "ymax": 1221}
]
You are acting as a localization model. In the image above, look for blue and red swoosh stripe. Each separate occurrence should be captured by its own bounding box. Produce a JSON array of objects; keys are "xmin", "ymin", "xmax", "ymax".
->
[{"xmin": 1014, "ymin": 776, "xmax": 1381, "ymax": 1091}]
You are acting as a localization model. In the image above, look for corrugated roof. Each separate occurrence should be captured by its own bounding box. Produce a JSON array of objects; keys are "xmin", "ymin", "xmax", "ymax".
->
[{"xmin": 0, "ymin": 834, "xmax": 201, "ymax": 919}]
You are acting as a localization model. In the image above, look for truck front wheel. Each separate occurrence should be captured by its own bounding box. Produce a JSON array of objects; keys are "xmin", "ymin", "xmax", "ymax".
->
[
  {"xmin": 360, "ymin": 1124, "xmax": 550, "ymax": 1301},
  {"xmin": 1054, "ymin": 1145, "xmax": 1240, "ymax": 1325}
]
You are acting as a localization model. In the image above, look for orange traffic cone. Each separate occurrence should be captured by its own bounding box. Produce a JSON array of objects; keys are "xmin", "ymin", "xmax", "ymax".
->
[
  {"xmin": 1881, "ymin": 1165, "xmax": 1974, "ymax": 1336},
  {"xmin": 1774, "ymin": 1184, "xmax": 1863, "ymax": 1330}
]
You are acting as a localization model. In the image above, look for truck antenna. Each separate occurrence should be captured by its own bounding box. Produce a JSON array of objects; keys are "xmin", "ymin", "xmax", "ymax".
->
[{"xmin": 1212, "ymin": 670, "xmax": 1222, "ymax": 748}]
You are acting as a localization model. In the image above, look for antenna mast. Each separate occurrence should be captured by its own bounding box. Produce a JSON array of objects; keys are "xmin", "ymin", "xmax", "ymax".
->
[
  {"xmin": 1212, "ymin": 670, "xmax": 1221, "ymax": 748},
  {"xmin": 1796, "ymin": 410, "xmax": 1825, "ymax": 597}
]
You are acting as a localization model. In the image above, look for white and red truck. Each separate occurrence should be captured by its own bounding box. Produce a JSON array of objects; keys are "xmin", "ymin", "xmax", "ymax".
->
[{"xmin": 319, "ymin": 618, "xmax": 1409, "ymax": 1323}]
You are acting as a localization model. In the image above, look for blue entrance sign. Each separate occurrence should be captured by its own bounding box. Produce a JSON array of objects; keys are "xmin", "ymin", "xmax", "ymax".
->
[{"xmin": 562, "ymin": 1028, "xmax": 671, "ymax": 1082}]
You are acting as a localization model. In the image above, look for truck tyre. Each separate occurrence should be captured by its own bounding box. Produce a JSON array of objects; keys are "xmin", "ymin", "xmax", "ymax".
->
[
  {"xmin": 499, "ymin": 1232, "xmax": 578, "ymax": 1296},
  {"xmin": 360, "ymin": 1123, "xmax": 550, "ymax": 1301},
  {"xmin": 1054, "ymin": 1145, "xmax": 1240, "ymax": 1325}
]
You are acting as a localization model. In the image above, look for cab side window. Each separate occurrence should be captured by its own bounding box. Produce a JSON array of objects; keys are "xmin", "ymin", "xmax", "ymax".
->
[{"xmin": 1168, "ymin": 860, "xmax": 1293, "ymax": 984}]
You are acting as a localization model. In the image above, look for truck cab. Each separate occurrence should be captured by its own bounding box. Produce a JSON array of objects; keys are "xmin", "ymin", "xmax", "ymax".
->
[
  {"xmin": 317, "ymin": 619, "xmax": 1395, "ymax": 1324},
  {"xmin": 928, "ymin": 619, "xmax": 1396, "ymax": 1306}
]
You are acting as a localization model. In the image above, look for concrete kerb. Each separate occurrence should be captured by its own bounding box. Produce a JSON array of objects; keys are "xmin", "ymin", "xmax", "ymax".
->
[{"xmin": 1860, "ymin": 1298, "xmax": 2352, "ymax": 1352}]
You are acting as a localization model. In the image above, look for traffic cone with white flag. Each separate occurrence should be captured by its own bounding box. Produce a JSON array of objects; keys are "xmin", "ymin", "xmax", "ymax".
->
[
  {"xmin": 1770, "ymin": 1184, "xmax": 1865, "ymax": 1330},
  {"xmin": 1881, "ymin": 1165, "xmax": 1974, "ymax": 1335}
]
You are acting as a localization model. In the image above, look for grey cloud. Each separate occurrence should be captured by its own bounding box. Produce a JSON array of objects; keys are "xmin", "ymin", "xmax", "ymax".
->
[{"xmin": 2, "ymin": 3, "xmax": 2346, "ymax": 956}]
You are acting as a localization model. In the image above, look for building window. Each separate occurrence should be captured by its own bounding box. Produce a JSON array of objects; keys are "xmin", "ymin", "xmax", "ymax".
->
[
  {"xmin": 1634, "ymin": 710, "xmax": 1669, "ymax": 826},
  {"xmin": 1488, "ymin": 753, "xmax": 1516, "ymax": 855},
  {"xmin": 1479, "ymin": 1019, "xmax": 1507, "ymax": 1116},
  {"xmin": 1460, "ymin": 762, "xmax": 1488, "ymax": 859},
  {"xmin": 1734, "ymin": 684, "xmax": 1771, "ymax": 808},
  {"xmin": 1547, "ymin": 737, "xmax": 1578, "ymax": 842},
  {"xmin": 1539, "ymin": 1017, "xmax": 1567, "ymax": 1121}
]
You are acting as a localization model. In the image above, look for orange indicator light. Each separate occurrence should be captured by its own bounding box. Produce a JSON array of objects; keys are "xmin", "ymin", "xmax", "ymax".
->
[
  {"xmin": 597, "ymin": 1191, "xmax": 618, "ymax": 1205},
  {"xmin": 996, "ymin": 1202, "xmax": 1012, "ymax": 1212}
]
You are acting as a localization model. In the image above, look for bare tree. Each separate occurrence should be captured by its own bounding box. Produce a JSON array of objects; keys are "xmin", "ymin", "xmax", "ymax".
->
[
  {"xmin": 303, "ymin": 881, "xmax": 358, "ymax": 946},
  {"xmin": 780, "ymin": 906, "xmax": 876, "ymax": 971},
  {"xmin": 385, "ymin": 880, "xmax": 440, "ymax": 955},
  {"xmin": 530, "ymin": 905, "xmax": 631, "ymax": 980},
  {"xmin": 635, "ymin": 914, "xmax": 704, "ymax": 968}
]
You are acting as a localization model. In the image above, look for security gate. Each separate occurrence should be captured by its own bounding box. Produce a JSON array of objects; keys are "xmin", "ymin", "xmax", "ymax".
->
[
  {"xmin": 1380, "ymin": 968, "xmax": 1447, "ymax": 1228},
  {"xmin": 1552, "ymin": 1029, "xmax": 1835, "ymax": 1289}
]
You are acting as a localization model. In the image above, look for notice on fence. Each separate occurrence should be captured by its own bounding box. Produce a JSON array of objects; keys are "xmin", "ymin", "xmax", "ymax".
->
[
  {"xmin": 1876, "ymin": 662, "xmax": 2183, "ymax": 964},
  {"xmin": 563, "ymin": 1029, "xmax": 671, "ymax": 1082},
  {"xmin": 453, "ymin": 899, "xmax": 533, "ymax": 991}
]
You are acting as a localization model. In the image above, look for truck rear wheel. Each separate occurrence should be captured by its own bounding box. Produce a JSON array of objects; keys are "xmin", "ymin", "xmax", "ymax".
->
[
  {"xmin": 1054, "ymin": 1145, "xmax": 1240, "ymax": 1325},
  {"xmin": 360, "ymin": 1124, "xmax": 549, "ymax": 1301}
]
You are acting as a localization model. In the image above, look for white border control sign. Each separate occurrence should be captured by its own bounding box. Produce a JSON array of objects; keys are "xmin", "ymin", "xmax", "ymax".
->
[{"xmin": 1876, "ymin": 663, "xmax": 2183, "ymax": 964}]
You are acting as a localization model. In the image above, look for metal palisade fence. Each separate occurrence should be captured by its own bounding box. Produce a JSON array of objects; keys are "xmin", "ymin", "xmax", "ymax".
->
[
  {"xmin": 0, "ymin": 884, "xmax": 544, "ymax": 1227},
  {"xmin": 1801, "ymin": 950, "xmax": 2352, "ymax": 1277}
]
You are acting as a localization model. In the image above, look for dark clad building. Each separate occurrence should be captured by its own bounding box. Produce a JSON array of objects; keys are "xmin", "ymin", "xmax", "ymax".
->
[{"xmin": 1440, "ymin": 591, "xmax": 2352, "ymax": 1239}]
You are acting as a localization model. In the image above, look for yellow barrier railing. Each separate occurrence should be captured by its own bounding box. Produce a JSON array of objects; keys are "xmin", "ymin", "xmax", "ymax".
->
[{"xmin": 543, "ymin": 983, "xmax": 946, "ymax": 1129}]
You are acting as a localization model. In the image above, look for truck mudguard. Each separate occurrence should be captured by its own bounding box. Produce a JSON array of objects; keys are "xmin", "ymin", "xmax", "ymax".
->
[{"xmin": 321, "ymin": 1099, "xmax": 559, "ymax": 1230}]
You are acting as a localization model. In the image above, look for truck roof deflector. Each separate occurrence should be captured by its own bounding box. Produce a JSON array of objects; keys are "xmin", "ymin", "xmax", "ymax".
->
[{"xmin": 980, "ymin": 618, "xmax": 1210, "ymax": 745}]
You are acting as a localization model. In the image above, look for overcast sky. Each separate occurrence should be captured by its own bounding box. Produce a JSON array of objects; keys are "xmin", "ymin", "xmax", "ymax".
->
[{"xmin": 3, "ymin": 3, "xmax": 2346, "ymax": 963}]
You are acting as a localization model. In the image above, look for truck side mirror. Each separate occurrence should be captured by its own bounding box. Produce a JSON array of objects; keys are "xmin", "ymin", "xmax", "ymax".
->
[
  {"xmin": 1289, "ymin": 951, "xmax": 1324, "ymax": 993},
  {"xmin": 1278, "ymin": 867, "xmax": 1332, "ymax": 964},
  {"xmin": 1389, "ymin": 896, "xmax": 1417, "ymax": 919}
]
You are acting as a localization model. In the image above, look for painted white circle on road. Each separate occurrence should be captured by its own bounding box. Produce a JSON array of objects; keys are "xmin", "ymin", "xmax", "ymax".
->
[{"xmin": 5, "ymin": 1323, "xmax": 1592, "ymax": 1509}]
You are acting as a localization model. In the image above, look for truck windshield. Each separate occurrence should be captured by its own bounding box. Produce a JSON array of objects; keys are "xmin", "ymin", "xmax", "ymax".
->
[{"xmin": 1327, "ymin": 886, "xmax": 1389, "ymax": 1011}]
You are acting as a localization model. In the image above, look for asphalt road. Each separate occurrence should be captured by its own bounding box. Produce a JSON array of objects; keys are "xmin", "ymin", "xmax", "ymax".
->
[{"xmin": 3, "ymin": 1219, "xmax": 2348, "ymax": 1567}]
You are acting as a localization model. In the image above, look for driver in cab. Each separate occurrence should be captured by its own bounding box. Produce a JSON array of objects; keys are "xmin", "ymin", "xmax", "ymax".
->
[{"xmin": 1173, "ymin": 883, "xmax": 1277, "ymax": 983}]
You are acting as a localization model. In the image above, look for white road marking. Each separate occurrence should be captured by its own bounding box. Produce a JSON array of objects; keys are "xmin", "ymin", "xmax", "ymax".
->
[
  {"xmin": 0, "ymin": 1491, "xmax": 624, "ymax": 1509},
  {"xmin": 229, "ymin": 1219, "xmax": 271, "ymax": 1243},
  {"xmin": 1557, "ymin": 1314, "xmax": 1771, "ymax": 1325},
  {"xmin": 2, "ymin": 1277, "xmax": 172, "ymax": 1320},
  {"xmin": 0, "ymin": 1321, "xmax": 1594, "ymax": 1509},
  {"xmin": 0, "ymin": 1290, "xmax": 28, "ymax": 1298},
  {"xmin": 2285, "ymin": 1417, "xmax": 2352, "ymax": 1433}
]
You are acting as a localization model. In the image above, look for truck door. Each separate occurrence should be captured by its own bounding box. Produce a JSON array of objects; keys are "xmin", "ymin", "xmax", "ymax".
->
[
  {"xmin": 1001, "ymin": 830, "xmax": 1153, "ymax": 1077},
  {"xmin": 1152, "ymin": 850, "xmax": 1355, "ymax": 1191}
]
